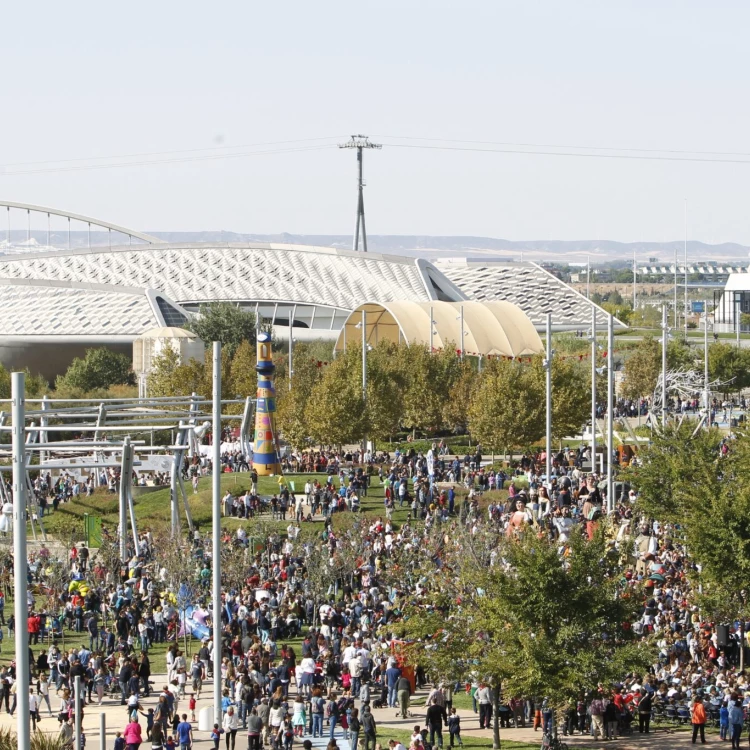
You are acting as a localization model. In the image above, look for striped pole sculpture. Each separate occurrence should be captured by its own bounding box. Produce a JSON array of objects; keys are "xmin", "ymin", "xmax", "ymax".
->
[{"xmin": 253, "ymin": 332, "xmax": 282, "ymax": 476}]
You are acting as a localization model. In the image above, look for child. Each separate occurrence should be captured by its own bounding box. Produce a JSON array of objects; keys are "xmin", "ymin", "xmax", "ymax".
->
[
  {"xmin": 165, "ymin": 735, "xmax": 176, "ymax": 750},
  {"xmin": 189, "ymin": 694, "xmax": 197, "ymax": 723},
  {"xmin": 410, "ymin": 727, "xmax": 422, "ymax": 746},
  {"xmin": 719, "ymin": 701, "xmax": 729, "ymax": 742},
  {"xmin": 448, "ymin": 708, "xmax": 463, "ymax": 748},
  {"xmin": 210, "ymin": 723, "xmax": 224, "ymax": 750},
  {"xmin": 139, "ymin": 707, "xmax": 155, "ymax": 741},
  {"xmin": 281, "ymin": 717, "xmax": 295, "ymax": 750},
  {"xmin": 292, "ymin": 697, "xmax": 306, "ymax": 737},
  {"xmin": 113, "ymin": 731, "xmax": 125, "ymax": 750},
  {"xmin": 176, "ymin": 668, "xmax": 187, "ymax": 699}
]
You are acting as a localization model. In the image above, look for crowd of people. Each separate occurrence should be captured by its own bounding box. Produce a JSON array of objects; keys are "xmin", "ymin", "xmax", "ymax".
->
[{"xmin": 0, "ymin": 437, "xmax": 745, "ymax": 750}]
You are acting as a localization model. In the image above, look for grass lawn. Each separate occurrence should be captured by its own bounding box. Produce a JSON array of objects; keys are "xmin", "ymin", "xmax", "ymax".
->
[
  {"xmin": 40, "ymin": 472, "xmax": 425, "ymax": 539},
  {"xmin": 380, "ymin": 730, "xmax": 537, "ymax": 750}
]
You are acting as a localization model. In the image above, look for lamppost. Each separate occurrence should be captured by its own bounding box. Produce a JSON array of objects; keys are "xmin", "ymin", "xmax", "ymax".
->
[{"xmin": 544, "ymin": 313, "xmax": 553, "ymax": 484}]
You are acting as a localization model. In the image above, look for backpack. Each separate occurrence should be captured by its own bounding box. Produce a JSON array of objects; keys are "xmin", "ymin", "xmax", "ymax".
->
[
  {"xmin": 587, "ymin": 506, "xmax": 602, "ymax": 521},
  {"xmin": 325, "ymin": 701, "xmax": 334, "ymax": 718}
]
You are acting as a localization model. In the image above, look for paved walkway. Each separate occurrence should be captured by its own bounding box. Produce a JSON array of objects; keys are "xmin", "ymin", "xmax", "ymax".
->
[{"xmin": 0, "ymin": 675, "xmax": 714, "ymax": 750}]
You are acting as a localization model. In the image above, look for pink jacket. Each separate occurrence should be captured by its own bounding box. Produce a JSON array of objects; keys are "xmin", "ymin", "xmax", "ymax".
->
[{"xmin": 123, "ymin": 722, "xmax": 142, "ymax": 744}]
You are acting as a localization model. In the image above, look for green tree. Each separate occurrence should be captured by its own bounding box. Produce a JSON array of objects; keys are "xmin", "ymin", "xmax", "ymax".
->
[
  {"xmin": 399, "ymin": 526, "xmax": 652, "ymax": 749},
  {"xmin": 365, "ymin": 342, "xmax": 405, "ymax": 443},
  {"xmin": 305, "ymin": 346, "xmax": 367, "ymax": 446},
  {"xmin": 621, "ymin": 336, "xmax": 661, "ymax": 399},
  {"xmin": 535, "ymin": 355, "xmax": 591, "ymax": 440},
  {"xmin": 229, "ymin": 339, "xmax": 257, "ymax": 398},
  {"xmin": 468, "ymin": 358, "xmax": 544, "ymax": 453},
  {"xmin": 56, "ymin": 347, "xmax": 134, "ymax": 392},
  {"xmin": 400, "ymin": 345, "xmax": 460, "ymax": 435},
  {"xmin": 708, "ymin": 342, "xmax": 750, "ymax": 395},
  {"xmin": 276, "ymin": 346, "xmax": 325, "ymax": 450},
  {"xmin": 442, "ymin": 361, "xmax": 477, "ymax": 434},
  {"xmin": 187, "ymin": 302, "xmax": 259, "ymax": 358},
  {"xmin": 624, "ymin": 422, "xmax": 722, "ymax": 522}
]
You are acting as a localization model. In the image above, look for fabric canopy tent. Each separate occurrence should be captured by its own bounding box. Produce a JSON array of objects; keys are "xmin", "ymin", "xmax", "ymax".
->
[{"xmin": 333, "ymin": 300, "xmax": 543, "ymax": 357}]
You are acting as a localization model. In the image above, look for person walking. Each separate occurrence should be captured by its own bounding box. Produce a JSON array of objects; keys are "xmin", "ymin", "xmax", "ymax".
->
[
  {"xmin": 123, "ymin": 715, "xmax": 143, "ymax": 750},
  {"xmin": 397, "ymin": 674, "xmax": 411, "ymax": 720},
  {"xmin": 691, "ymin": 695, "xmax": 707, "ymax": 745},
  {"xmin": 361, "ymin": 705, "xmax": 377, "ymax": 750},
  {"xmin": 223, "ymin": 705, "xmax": 239, "ymax": 750},
  {"xmin": 637, "ymin": 688, "xmax": 652, "ymax": 734},
  {"xmin": 426, "ymin": 701, "xmax": 448, "ymax": 748},
  {"xmin": 729, "ymin": 698, "xmax": 744, "ymax": 749},
  {"xmin": 476, "ymin": 684, "xmax": 492, "ymax": 730}
]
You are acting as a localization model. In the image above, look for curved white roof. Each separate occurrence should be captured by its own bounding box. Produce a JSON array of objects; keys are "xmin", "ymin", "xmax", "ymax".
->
[
  {"xmin": 335, "ymin": 300, "xmax": 543, "ymax": 357},
  {"xmin": 0, "ymin": 278, "xmax": 189, "ymax": 338},
  {"xmin": 435, "ymin": 259, "xmax": 626, "ymax": 329},
  {"xmin": 0, "ymin": 242, "xmax": 466, "ymax": 312}
]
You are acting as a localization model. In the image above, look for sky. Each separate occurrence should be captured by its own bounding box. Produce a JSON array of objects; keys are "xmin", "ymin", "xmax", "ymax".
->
[{"xmin": 2, "ymin": 1, "xmax": 750, "ymax": 245}]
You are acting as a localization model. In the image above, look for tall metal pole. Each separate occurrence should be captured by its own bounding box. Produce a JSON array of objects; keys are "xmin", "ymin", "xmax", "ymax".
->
[
  {"xmin": 11, "ymin": 371, "xmax": 30, "ymax": 750},
  {"xmin": 737, "ymin": 298, "xmax": 742, "ymax": 349},
  {"xmin": 429, "ymin": 305, "xmax": 434, "ymax": 353},
  {"xmin": 674, "ymin": 248, "xmax": 678, "ymax": 331},
  {"xmin": 339, "ymin": 136, "xmax": 381, "ymax": 253},
  {"xmin": 353, "ymin": 147, "xmax": 362, "ymax": 252},
  {"xmin": 460, "ymin": 305, "xmax": 465, "ymax": 360},
  {"xmin": 361, "ymin": 310, "xmax": 367, "ymax": 400},
  {"xmin": 119, "ymin": 438, "xmax": 129, "ymax": 560},
  {"xmin": 212, "ymin": 341, "xmax": 222, "ymax": 723},
  {"xmin": 607, "ymin": 314, "xmax": 614, "ymax": 512},
  {"xmin": 704, "ymin": 310, "xmax": 710, "ymax": 429},
  {"xmin": 632, "ymin": 250, "xmax": 637, "ymax": 310},
  {"xmin": 591, "ymin": 306, "xmax": 597, "ymax": 473},
  {"xmin": 586, "ymin": 254, "xmax": 590, "ymax": 300},
  {"xmin": 100, "ymin": 712, "xmax": 107, "ymax": 750},
  {"xmin": 545, "ymin": 313, "xmax": 552, "ymax": 485},
  {"xmin": 684, "ymin": 199, "xmax": 689, "ymax": 340},
  {"xmin": 288, "ymin": 318, "xmax": 293, "ymax": 392},
  {"xmin": 661, "ymin": 305, "xmax": 668, "ymax": 428},
  {"xmin": 74, "ymin": 675, "xmax": 82, "ymax": 750}
]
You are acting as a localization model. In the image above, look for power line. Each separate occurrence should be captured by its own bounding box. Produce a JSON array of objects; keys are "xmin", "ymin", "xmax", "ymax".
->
[
  {"xmin": 0, "ymin": 135, "xmax": 345, "ymax": 171},
  {"xmin": 379, "ymin": 141, "xmax": 750, "ymax": 165},
  {"xmin": 374, "ymin": 134, "xmax": 750, "ymax": 159},
  {"xmin": 0, "ymin": 144, "xmax": 338, "ymax": 177}
]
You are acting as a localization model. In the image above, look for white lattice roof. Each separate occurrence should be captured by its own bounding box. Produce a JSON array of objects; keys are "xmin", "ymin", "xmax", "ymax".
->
[
  {"xmin": 435, "ymin": 259, "xmax": 625, "ymax": 329},
  {"xmin": 0, "ymin": 243, "xmax": 464, "ymax": 311},
  {"xmin": 0, "ymin": 278, "xmax": 183, "ymax": 337}
]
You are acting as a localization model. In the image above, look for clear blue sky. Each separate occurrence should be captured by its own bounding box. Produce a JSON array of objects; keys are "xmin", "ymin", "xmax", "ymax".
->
[{"xmin": 2, "ymin": 1, "xmax": 750, "ymax": 244}]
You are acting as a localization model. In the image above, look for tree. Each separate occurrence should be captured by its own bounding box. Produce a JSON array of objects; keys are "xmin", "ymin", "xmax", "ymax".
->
[
  {"xmin": 534, "ymin": 355, "xmax": 591, "ymax": 440},
  {"xmin": 442, "ymin": 362, "xmax": 477, "ymax": 434},
  {"xmin": 627, "ymin": 427, "xmax": 750, "ymax": 664},
  {"xmin": 229, "ymin": 340, "xmax": 257, "ymax": 398},
  {"xmin": 56, "ymin": 347, "xmax": 134, "ymax": 392},
  {"xmin": 708, "ymin": 343, "xmax": 750, "ymax": 395},
  {"xmin": 305, "ymin": 346, "xmax": 367, "ymax": 446},
  {"xmin": 624, "ymin": 422, "xmax": 721, "ymax": 522},
  {"xmin": 468, "ymin": 358, "xmax": 544, "ymax": 453},
  {"xmin": 276, "ymin": 348, "xmax": 324, "ymax": 450},
  {"xmin": 187, "ymin": 302, "xmax": 259, "ymax": 358},
  {"xmin": 398, "ymin": 526, "xmax": 653, "ymax": 749},
  {"xmin": 364, "ymin": 342, "xmax": 405, "ymax": 443},
  {"xmin": 400, "ymin": 345, "xmax": 459, "ymax": 435},
  {"xmin": 621, "ymin": 337, "xmax": 661, "ymax": 400}
]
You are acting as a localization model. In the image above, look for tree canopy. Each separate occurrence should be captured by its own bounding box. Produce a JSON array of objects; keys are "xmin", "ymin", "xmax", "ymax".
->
[
  {"xmin": 186, "ymin": 302, "xmax": 260, "ymax": 358},
  {"xmin": 56, "ymin": 347, "xmax": 134, "ymax": 393}
]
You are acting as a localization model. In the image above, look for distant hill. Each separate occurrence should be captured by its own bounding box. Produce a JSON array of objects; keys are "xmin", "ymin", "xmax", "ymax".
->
[
  {"xmin": 3, "ymin": 230, "xmax": 750, "ymax": 264},
  {"xmin": 145, "ymin": 232, "xmax": 750, "ymax": 263}
]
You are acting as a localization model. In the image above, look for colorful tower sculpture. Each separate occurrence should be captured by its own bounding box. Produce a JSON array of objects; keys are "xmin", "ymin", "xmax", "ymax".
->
[{"xmin": 253, "ymin": 332, "xmax": 282, "ymax": 475}]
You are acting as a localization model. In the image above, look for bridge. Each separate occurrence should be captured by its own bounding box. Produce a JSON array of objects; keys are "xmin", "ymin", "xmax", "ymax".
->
[{"xmin": 0, "ymin": 200, "xmax": 163, "ymax": 250}]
